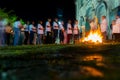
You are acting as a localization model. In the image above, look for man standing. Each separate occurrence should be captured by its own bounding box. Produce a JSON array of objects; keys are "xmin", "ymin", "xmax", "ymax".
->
[
  {"xmin": 37, "ymin": 20, "xmax": 44, "ymax": 44},
  {"xmin": 0, "ymin": 16, "xmax": 5, "ymax": 46},
  {"xmin": 67, "ymin": 20, "xmax": 73, "ymax": 44},
  {"xmin": 13, "ymin": 18, "xmax": 22, "ymax": 46},
  {"xmin": 5, "ymin": 23, "xmax": 13, "ymax": 46},
  {"xmin": 29, "ymin": 21, "xmax": 36, "ymax": 45},
  {"xmin": 45, "ymin": 18, "xmax": 52, "ymax": 44},
  {"xmin": 115, "ymin": 15, "xmax": 120, "ymax": 41},
  {"xmin": 59, "ymin": 21, "xmax": 65, "ymax": 44},
  {"xmin": 100, "ymin": 16, "xmax": 108, "ymax": 42},
  {"xmin": 24, "ymin": 21, "xmax": 30, "ymax": 45},
  {"xmin": 53, "ymin": 18, "xmax": 59, "ymax": 43},
  {"xmin": 73, "ymin": 20, "xmax": 79, "ymax": 44}
]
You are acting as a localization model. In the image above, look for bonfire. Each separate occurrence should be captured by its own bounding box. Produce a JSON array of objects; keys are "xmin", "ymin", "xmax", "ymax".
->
[{"xmin": 81, "ymin": 30, "xmax": 103, "ymax": 43}]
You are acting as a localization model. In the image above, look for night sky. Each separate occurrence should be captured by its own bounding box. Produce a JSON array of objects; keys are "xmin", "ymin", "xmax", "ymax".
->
[{"xmin": 0, "ymin": 0, "xmax": 75, "ymax": 22}]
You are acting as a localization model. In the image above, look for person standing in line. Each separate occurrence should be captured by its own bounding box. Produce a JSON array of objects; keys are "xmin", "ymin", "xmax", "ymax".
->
[
  {"xmin": 115, "ymin": 15, "xmax": 120, "ymax": 41},
  {"xmin": 5, "ymin": 23, "xmax": 13, "ymax": 46},
  {"xmin": 29, "ymin": 21, "xmax": 36, "ymax": 45},
  {"xmin": 63, "ymin": 29, "xmax": 67, "ymax": 44},
  {"xmin": 0, "ymin": 16, "xmax": 5, "ymax": 46},
  {"xmin": 19, "ymin": 22, "xmax": 25, "ymax": 45},
  {"xmin": 100, "ymin": 16, "xmax": 108, "ymax": 42},
  {"xmin": 13, "ymin": 18, "xmax": 22, "ymax": 46},
  {"xmin": 111, "ymin": 20, "xmax": 117, "ymax": 41},
  {"xmin": 24, "ymin": 21, "xmax": 30, "ymax": 45},
  {"xmin": 53, "ymin": 18, "xmax": 59, "ymax": 43},
  {"xmin": 66, "ymin": 20, "xmax": 73, "ymax": 44},
  {"xmin": 45, "ymin": 18, "xmax": 52, "ymax": 44},
  {"xmin": 73, "ymin": 20, "xmax": 79, "ymax": 44},
  {"xmin": 59, "ymin": 21, "xmax": 65, "ymax": 44},
  {"xmin": 37, "ymin": 20, "xmax": 44, "ymax": 45}
]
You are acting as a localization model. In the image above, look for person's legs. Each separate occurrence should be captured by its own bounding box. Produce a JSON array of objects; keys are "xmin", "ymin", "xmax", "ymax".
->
[
  {"xmin": 67, "ymin": 34, "xmax": 72, "ymax": 44},
  {"xmin": 29, "ymin": 31, "xmax": 34, "ymax": 45},
  {"xmin": 40, "ymin": 34, "xmax": 43, "ymax": 44},
  {"xmin": 13, "ymin": 29, "xmax": 20, "ymax": 46},
  {"xmin": 6, "ymin": 33, "xmax": 10, "ymax": 45},
  {"xmin": 24, "ymin": 31, "xmax": 29, "ymax": 45},
  {"xmin": 102, "ymin": 32, "xmax": 107, "ymax": 42},
  {"xmin": 37, "ymin": 34, "xmax": 40, "ymax": 44},
  {"xmin": 53, "ymin": 29, "xmax": 58, "ymax": 43}
]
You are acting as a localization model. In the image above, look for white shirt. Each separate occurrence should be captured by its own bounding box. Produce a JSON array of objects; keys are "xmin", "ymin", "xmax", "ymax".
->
[
  {"xmin": 45, "ymin": 21, "xmax": 51, "ymax": 27},
  {"xmin": 67, "ymin": 23, "xmax": 72, "ymax": 34},
  {"xmin": 115, "ymin": 18, "xmax": 120, "ymax": 33},
  {"xmin": 37, "ymin": 24, "xmax": 44, "ymax": 34},
  {"xmin": 45, "ymin": 21, "xmax": 51, "ymax": 32},
  {"xmin": 59, "ymin": 24, "xmax": 64, "ymax": 31},
  {"xmin": 100, "ymin": 19, "xmax": 107, "ymax": 32},
  {"xmin": 73, "ymin": 24, "xmax": 79, "ymax": 34},
  {"xmin": 53, "ymin": 21, "xmax": 59, "ymax": 29},
  {"xmin": 112, "ymin": 24, "xmax": 120, "ymax": 33}
]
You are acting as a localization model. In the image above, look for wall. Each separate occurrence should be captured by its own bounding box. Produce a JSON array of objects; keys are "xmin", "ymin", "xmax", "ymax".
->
[{"xmin": 75, "ymin": 0, "xmax": 120, "ymax": 39}]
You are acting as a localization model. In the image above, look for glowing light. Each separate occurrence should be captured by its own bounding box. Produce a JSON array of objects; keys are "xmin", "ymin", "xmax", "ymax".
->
[
  {"xmin": 81, "ymin": 66, "xmax": 103, "ymax": 77},
  {"xmin": 82, "ymin": 30, "xmax": 102, "ymax": 43},
  {"xmin": 82, "ymin": 54, "xmax": 104, "ymax": 62}
]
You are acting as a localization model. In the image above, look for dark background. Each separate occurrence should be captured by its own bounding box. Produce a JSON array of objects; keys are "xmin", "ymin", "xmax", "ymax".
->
[{"xmin": 0, "ymin": 0, "xmax": 75, "ymax": 22}]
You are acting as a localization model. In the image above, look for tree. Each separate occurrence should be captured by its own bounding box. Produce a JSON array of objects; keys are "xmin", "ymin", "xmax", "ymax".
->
[{"xmin": 0, "ymin": 8, "xmax": 24, "ymax": 26}]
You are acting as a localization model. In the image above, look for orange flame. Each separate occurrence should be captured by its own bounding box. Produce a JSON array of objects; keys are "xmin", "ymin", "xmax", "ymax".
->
[{"xmin": 82, "ymin": 30, "xmax": 103, "ymax": 43}]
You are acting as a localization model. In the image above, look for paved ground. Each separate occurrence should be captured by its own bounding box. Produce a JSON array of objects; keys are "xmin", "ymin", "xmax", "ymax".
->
[{"xmin": 0, "ymin": 44, "xmax": 120, "ymax": 80}]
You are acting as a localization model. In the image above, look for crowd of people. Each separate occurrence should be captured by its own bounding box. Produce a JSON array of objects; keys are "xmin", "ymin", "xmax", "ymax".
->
[
  {"xmin": 0, "ymin": 14, "xmax": 120, "ymax": 46},
  {"xmin": 89, "ymin": 15, "xmax": 120, "ymax": 42},
  {"xmin": 0, "ymin": 17, "xmax": 80, "ymax": 46}
]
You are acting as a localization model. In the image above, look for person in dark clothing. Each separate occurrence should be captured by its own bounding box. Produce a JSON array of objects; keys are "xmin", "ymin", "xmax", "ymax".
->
[
  {"xmin": 5, "ymin": 23, "xmax": 13, "ymax": 45},
  {"xmin": 52, "ymin": 18, "xmax": 59, "ymax": 43},
  {"xmin": 59, "ymin": 21, "xmax": 65, "ymax": 44},
  {"xmin": 45, "ymin": 18, "xmax": 52, "ymax": 44},
  {"xmin": 29, "ymin": 21, "xmax": 36, "ymax": 45},
  {"xmin": 24, "ymin": 21, "xmax": 30, "ymax": 45}
]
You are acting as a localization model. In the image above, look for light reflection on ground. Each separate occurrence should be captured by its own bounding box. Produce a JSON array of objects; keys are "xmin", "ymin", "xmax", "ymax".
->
[
  {"xmin": 78, "ymin": 54, "xmax": 107, "ymax": 67},
  {"xmin": 0, "ymin": 53, "xmax": 116, "ymax": 80},
  {"xmin": 82, "ymin": 54, "xmax": 104, "ymax": 62},
  {"xmin": 80, "ymin": 66, "xmax": 103, "ymax": 77}
]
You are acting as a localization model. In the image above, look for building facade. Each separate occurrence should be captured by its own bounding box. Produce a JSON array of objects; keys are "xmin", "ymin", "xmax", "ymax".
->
[{"xmin": 75, "ymin": 0, "xmax": 120, "ymax": 38}]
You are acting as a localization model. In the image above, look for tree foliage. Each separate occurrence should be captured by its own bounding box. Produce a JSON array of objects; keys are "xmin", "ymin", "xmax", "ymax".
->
[{"xmin": 0, "ymin": 8, "xmax": 24, "ymax": 26}]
